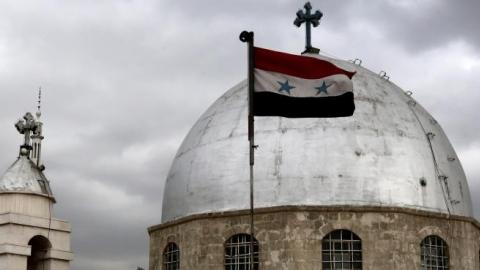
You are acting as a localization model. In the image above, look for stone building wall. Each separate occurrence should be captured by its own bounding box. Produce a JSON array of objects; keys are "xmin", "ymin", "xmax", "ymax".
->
[
  {"xmin": 149, "ymin": 206, "xmax": 480, "ymax": 270},
  {"xmin": 0, "ymin": 212, "xmax": 73, "ymax": 270},
  {"xmin": 0, "ymin": 193, "xmax": 52, "ymax": 217},
  {"xmin": 0, "ymin": 193, "xmax": 73, "ymax": 270}
]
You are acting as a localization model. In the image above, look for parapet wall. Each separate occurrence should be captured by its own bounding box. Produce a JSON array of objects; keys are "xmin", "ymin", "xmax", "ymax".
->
[{"xmin": 149, "ymin": 206, "xmax": 480, "ymax": 270}]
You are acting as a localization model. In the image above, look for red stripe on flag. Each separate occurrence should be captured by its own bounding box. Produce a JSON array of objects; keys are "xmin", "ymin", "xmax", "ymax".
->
[{"xmin": 254, "ymin": 47, "xmax": 356, "ymax": 80}]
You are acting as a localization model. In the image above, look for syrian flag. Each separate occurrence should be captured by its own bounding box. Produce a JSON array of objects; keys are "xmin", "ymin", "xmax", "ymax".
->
[{"xmin": 253, "ymin": 47, "xmax": 356, "ymax": 118}]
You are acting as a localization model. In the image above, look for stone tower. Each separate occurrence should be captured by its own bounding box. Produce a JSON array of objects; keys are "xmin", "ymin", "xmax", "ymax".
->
[{"xmin": 0, "ymin": 112, "xmax": 73, "ymax": 270}]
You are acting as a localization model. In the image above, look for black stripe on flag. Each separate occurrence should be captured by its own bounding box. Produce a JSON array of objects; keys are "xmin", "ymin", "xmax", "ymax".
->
[{"xmin": 253, "ymin": 92, "xmax": 355, "ymax": 118}]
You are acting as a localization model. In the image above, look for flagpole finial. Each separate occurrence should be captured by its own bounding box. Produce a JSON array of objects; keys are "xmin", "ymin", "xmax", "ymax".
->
[
  {"xmin": 239, "ymin": 31, "xmax": 254, "ymax": 43},
  {"xmin": 293, "ymin": 2, "xmax": 323, "ymax": 54}
]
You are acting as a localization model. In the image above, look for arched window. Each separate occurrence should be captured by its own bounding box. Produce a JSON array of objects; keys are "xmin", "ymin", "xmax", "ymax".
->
[
  {"xmin": 27, "ymin": 235, "xmax": 51, "ymax": 270},
  {"xmin": 420, "ymin": 235, "xmax": 449, "ymax": 269},
  {"xmin": 322, "ymin": 229, "xmax": 362, "ymax": 270},
  {"xmin": 224, "ymin": 233, "xmax": 259, "ymax": 270},
  {"xmin": 163, "ymin": 242, "xmax": 180, "ymax": 270}
]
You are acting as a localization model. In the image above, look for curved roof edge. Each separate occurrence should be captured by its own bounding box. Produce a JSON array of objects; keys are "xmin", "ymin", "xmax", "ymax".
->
[
  {"xmin": 0, "ymin": 155, "xmax": 55, "ymax": 201},
  {"xmin": 151, "ymin": 205, "xmax": 480, "ymax": 233}
]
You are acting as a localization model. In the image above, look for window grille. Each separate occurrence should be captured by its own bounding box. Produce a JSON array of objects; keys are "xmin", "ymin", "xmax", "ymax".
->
[
  {"xmin": 420, "ymin": 235, "xmax": 449, "ymax": 269},
  {"xmin": 163, "ymin": 242, "xmax": 180, "ymax": 270},
  {"xmin": 224, "ymin": 234, "xmax": 259, "ymax": 270},
  {"xmin": 322, "ymin": 229, "xmax": 362, "ymax": 270}
]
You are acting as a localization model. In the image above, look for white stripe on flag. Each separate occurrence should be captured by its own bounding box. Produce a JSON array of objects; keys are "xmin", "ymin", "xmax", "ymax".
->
[{"xmin": 254, "ymin": 69, "xmax": 353, "ymax": 98}]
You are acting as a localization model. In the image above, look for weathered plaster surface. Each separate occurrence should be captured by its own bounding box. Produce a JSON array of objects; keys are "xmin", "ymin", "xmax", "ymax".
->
[
  {"xmin": 149, "ymin": 207, "xmax": 480, "ymax": 270},
  {"xmin": 163, "ymin": 60, "xmax": 473, "ymax": 222}
]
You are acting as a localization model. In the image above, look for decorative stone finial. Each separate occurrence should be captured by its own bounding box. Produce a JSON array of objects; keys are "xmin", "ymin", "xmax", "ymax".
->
[
  {"xmin": 14, "ymin": 111, "xmax": 43, "ymax": 168},
  {"xmin": 15, "ymin": 113, "xmax": 39, "ymax": 148},
  {"xmin": 293, "ymin": 2, "xmax": 323, "ymax": 54}
]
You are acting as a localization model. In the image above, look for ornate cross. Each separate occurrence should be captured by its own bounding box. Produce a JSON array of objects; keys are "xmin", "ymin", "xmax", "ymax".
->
[
  {"xmin": 15, "ymin": 112, "xmax": 41, "ymax": 148},
  {"xmin": 294, "ymin": 2, "xmax": 323, "ymax": 54}
]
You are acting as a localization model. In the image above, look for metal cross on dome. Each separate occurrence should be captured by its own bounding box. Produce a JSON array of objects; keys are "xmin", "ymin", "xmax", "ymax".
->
[{"xmin": 294, "ymin": 2, "xmax": 323, "ymax": 54}]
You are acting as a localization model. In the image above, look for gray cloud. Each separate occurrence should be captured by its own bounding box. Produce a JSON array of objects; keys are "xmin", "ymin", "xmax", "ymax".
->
[
  {"xmin": 0, "ymin": 1, "xmax": 479, "ymax": 269},
  {"xmin": 351, "ymin": 0, "xmax": 480, "ymax": 53}
]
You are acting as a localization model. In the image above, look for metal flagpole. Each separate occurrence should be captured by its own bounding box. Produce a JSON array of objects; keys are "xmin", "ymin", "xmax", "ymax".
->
[{"xmin": 239, "ymin": 30, "xmax": 255, "ymax": 270}]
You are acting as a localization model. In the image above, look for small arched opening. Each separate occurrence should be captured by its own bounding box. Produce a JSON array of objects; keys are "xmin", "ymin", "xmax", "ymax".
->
[
  {"xmin": 322, "ymin": 229, "xmax": 362, "ymax": 269},
  {"xmin": 162, "ymin": 242, "xmax": 180, "ymax": 270},
  {"xmin": 420, "ymin": 235, "xmax": 449, "ymax": 269},
  {"xmin": 224, "ymin": 233, "xmax": 259, "ymax": 270},
  {"xmin": 27, "ymin": 235, "xmax": 51, "ymax": 270}
]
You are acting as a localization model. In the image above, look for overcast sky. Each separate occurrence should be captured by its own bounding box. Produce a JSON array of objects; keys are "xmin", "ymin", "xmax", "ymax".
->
[{"xmin": 0, "ymin": 0, "xmax": 479, "ymax": 269}]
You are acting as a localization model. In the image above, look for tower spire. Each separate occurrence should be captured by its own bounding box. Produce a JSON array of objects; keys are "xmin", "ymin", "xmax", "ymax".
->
[
  {"xmin": 30, "ymin": 87, "xmax": 44, "ymax": 169},
  {"xmin": 36, "ymin": 86, "xmax": 42, "ymax": 119}
]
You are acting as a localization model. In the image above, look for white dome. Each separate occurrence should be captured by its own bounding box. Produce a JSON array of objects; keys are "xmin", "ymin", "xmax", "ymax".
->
[
  {"xmin": 0, "ymin": 155, "xmax": 53, "ymax": 198},
  {"xmin": 162, "ymin": 56, "xmax": 473, "ymax": 222}
]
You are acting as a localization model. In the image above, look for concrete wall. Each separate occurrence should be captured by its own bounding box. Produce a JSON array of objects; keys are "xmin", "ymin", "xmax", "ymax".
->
[
  {"xmin": 0, "ymin": 193, "xmax": 51, "ymax": 218},
  {"xmin": 0, "ymin": 212, "xmax": 73, "ymax": 270},
  {"xmin": 0, "ymin": 178, "xmax": 72, "ymax": 270},
  {"xmin": 0, "ymin": 254, "xmax": 27, "ymax": 270},
  {"xmin": 0, "ymin": 213, "xmax": 71, "ymax": 251},
  {"xmin": 149, "ymin": 206, "xmax": 480, "ymax": 270},
  {"xmin": 40, "ymin": 259, "xmax": 71, "ymax": 270},
  {"xmin": 0, "ymin": 254, "xmax": 71, "ymax": 270}
]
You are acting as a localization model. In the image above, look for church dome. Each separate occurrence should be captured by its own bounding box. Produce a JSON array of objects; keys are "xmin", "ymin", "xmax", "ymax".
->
[
  {"xmin": 0, "ymin": 154, "xmax": 53, "ymax": 198},
  {"xmin": 161, "ymin": 55, "xmax": 473, "ymax": 222}
]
